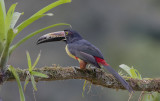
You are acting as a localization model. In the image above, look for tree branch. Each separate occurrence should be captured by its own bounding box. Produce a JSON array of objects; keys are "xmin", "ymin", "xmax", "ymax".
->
[{"xmin": 1, "ymin": 66, "xmax": 160, "ymax": 92}]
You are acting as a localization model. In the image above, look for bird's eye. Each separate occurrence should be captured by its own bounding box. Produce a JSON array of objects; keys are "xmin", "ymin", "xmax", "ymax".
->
[{"xmin": 66, "ymin": 32, "xmax": 69, "ymax": 35}]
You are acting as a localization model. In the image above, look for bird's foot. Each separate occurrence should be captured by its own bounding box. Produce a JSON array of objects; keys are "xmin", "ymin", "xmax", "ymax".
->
[
  {"xmin": 87, "ymin": 64, "xmax": 91, "ymax": 69},
  {"xmin": 92, "ymin": 68, "xmax": 97, "ymax": 72},
  {"xmin": 87, "ymin": 65, "xmax": 96, "ymax": 70},
  {"xmin": 72, "ymin": 66, "xmax": 80, "ymax": 73},
  {"xmin": 74, "ymin": 66, "xmax": 80, "ymax": 69},
  {"xmin": 90, "ymin": 67, "xmax": 102, "ymax": 73}
]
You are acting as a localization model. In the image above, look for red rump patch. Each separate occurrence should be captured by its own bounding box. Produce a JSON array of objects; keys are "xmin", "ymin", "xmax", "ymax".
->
[{"xmin": 94, "ymin": 56, "xmax": 109, "ymax": 66}]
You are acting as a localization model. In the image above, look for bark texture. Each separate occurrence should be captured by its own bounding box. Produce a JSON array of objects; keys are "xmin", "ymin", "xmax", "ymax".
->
[{"xmin": 1, "ymin": 66, "xmax": 160, "ymax": 92}]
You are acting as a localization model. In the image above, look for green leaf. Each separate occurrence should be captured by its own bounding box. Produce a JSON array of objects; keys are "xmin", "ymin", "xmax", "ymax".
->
[
  {"xmin": 130, "ymin": 68, "xmax": 142, "ymax": 79},
  {"xmin": 30, "ymin": 75, "xmax": 37, "ymax": 91},
  {"xmin": 15, "ymin": 14, "xmax": 46, "ymax": 37},
  {"xmin": 7, "ymin": 29, "xmax": 14, "ymax": 44},
  {"xmin": 9, "ymin": 23, "xmax": 70, "ymax": 54},
  {"xmin": 82, "ymin": 80, "xmax": 87, "ymax": 98},
  {"xmin": 31, "ymin": 71, "xmax": 48, "ymax": 78},
  {"xmin": 0, "ymin": 0, "xmax": 6, "ymax": 16},
  {"xmin": 87, "ymin": 83, "xmax": 92, "ymax": 94},
  {"xmin": 32, "ymin": 51, "xmax": 41, "ymax": 69},
  {"xmin": 26, "ymin": 51, "xmax": 32, "ymax": 71},
  {"xmin": 130, "ymin": 69, "xmax": 138, "ymax": 78},
  {"xmin": 0, "ymin": 0, "xmax": 6, "ymax": 42},
  {"xmin": 119, "ymin": 64, "xmax": 132, "ymax": 76},
  {"xmin": 134, "ymin": 69, "xmax": 142, "ymax": 79},
  {"xmin": 0, "ymin": 42, "xmax": 3, "ymax": 56},
  {"xmin": 8, "ymin": 66, "xmax": 25, "ymax": 101},
  {"xmin": 0, "ymin": 3, "xmax": 17, "ymax": 67},
  {"xmin": 24, "ymin": 75, "xmax": 29, "ymax": 91},
  {"xmin": 14, "ymin": 0, "xmax": 71, "ymax": 37},
  {"xmin": 31, "ymin": 0, "xmax": 71, "ymax": 18},
  {"xmin": 0, "ymin": 29, "xmax": 14, "ymax": 68},
  {"xmin": 119, "ymin": 64, "xmax": 142, "ymax": 79},
  {"xmin": 10, "ymin": 12, "xmax": 23, "ymax": 29},
  {"xmin": 143, "ymin": 92, "xmax": 160, "ymax": 101},
  {"xmin": 5, "ymin": 3, "xmax": 17, "ymax": 38}
]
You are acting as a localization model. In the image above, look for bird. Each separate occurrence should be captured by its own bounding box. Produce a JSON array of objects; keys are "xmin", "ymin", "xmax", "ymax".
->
[{"xmin": 37, "ymin": 29, "xmax": 133, "ymax": 93}]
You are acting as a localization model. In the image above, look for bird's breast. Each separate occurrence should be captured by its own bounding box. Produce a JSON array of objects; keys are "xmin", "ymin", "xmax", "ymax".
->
[{"xmin": 65, "ymin": 45, "xmax": 80, "ymax": 61}]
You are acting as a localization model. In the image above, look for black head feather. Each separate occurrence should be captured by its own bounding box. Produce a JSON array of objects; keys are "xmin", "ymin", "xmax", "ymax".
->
[{"xmin": 64, "ymin": 29, "xmax": 83, "ymax": 43}]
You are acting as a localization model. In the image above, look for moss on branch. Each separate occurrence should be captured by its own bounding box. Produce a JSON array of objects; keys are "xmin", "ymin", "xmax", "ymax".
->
[{"xmin": 1, "ymin": 66, "xmax": 160, "ymax": 92}]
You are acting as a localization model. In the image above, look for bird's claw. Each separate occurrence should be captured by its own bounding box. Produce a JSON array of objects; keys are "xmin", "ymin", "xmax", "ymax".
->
[
  {"xmin": 72, "ymin": 66, "xmax": 80, "ymax": 73},
  {"xmin": 74, "ymin": 66, "xmax": 80, "ymax": 69}
]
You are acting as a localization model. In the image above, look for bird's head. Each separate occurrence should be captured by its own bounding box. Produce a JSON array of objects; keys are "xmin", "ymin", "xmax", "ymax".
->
[{"xmin": 37, "ymin": 29, "xmax": 82, "ymax": 44}]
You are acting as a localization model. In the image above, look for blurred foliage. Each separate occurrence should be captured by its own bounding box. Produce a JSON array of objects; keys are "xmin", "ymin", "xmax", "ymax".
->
[
  {"xmin": 120, "ymin": 64, "xmax": 160, "ymax": 101},
  {"xmin": 0, "ymin": 0, "xmax": 71, "ymax": 101},
  {"xmin": 120, "ymin": 64, "xmax": 142, "ymax": 79},
  {"xmin": 0, "ymin": 0, "xmax": 71, "ymax": 71},
  {"xmin": 8, "ymin": 66, "xmax": 25, "ymax": 101},
  {"xmin": 82, "ymin": 80, "xmax": 92, "ymax": 98},
  {"xmin": 24, "ymin": 51, "xmax": 48, "ymax": 91}
]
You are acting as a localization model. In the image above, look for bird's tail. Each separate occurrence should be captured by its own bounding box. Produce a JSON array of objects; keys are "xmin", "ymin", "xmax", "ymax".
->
[
  {"xmin": 103, "ymin": 65, "xmax": 133, "ymax": 93},
  {"xmin": 95, "ymin": 56, "xmax": 133, "ymax": 92}
]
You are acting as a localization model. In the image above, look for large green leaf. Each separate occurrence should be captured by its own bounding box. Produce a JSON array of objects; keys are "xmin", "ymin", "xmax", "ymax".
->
[
  {"xmin": 0, "ymin": 29, "xmax": 14, "ymax": 68},
  {"xmin": 0, "ymin": 0, "xmax": 6, "ymax": 42},
  {"xmin": 5, "ymin": 3, "xmax": 17, "ymax": 38},
  {"xmin": 10, "ymin": 12, "xmax": 23, "ymax": 29},
  {"xmin": 31, "ymin": 0, "xmax": 71, "ymax": 18},
  {"xmin": 0, "ymin": 0, "xmax": 6, "ymax": 16},
  {"xmin": 0, "ymin": 42, "xmax": 3, "ymax": 56},
  {"xmin": 15, "ymin": 14, "xmax": 47, "ymax": 37},
  {"xmin": 9, "ymin": 66, "xmax": 25, "ymax": 101},
  {"xmin": 9, "ymin": 23, "xmax": 70, "ymax": 54},
  {"xmin": 15, "ymin": 0, "xmax": 71, "ymax": 37}
]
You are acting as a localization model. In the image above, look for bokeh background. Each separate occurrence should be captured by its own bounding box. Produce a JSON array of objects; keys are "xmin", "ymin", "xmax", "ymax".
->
[{"xmin": 1, "ymin": 0, "xmax": 160, "ymax": 101}]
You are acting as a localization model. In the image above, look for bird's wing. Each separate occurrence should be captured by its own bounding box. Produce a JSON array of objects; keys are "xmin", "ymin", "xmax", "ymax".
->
[
  {"xmin": 75, "ymin": 50, "xmax": 101, "ymax": 68},
  {"xmin": 68, "ymin": 39, "xmax": 103, "ymax": 68},
  {"xmin": 69, "ymin": 39, "xmax": 104, "ymax": 59}
]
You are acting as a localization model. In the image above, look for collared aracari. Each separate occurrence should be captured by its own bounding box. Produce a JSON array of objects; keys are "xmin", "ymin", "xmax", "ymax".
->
[{"xmin": 37, "ymin": 29, "xmax": 133, "ymax": 92}]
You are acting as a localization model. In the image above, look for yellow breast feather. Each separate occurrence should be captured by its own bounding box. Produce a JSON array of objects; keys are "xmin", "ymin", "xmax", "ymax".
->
[
  {"xmin": 65, "ymin": 45, "xmax": 81, "ymax": 62},
  {"xmin": 65, "ymin": 45, "xmax": 76, "ymax": 59}
]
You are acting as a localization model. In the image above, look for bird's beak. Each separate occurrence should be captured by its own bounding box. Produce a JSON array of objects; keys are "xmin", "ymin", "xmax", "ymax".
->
[{"xmin": 37, "ymin": 31, "xmax": 66, "ymax": 44}]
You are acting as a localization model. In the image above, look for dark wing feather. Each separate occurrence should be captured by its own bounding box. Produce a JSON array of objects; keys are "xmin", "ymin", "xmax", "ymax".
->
[
  {"xmin": 68, "ymin": 39, "xmax": 103, "ymax": 68},
  {"xmin": 75, "ymin": 51, "xmax": 101, "ymax": 68},
  {"xmin": 68, "ymin": 39, "xmax": 104, "ymax": 59}
]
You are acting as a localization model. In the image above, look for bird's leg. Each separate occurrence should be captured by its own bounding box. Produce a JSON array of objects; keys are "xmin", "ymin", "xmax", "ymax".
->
[
  {"xmin": 71, "ymin": 60, "xmax": 87, "ymax": 73},
  {"xmin": 79, "ymin": 60, "xmax": 87, "ymax": 70}
]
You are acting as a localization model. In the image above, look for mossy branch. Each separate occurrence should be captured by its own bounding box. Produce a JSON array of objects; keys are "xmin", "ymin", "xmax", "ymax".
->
[{"xmin": 1, "ymin": 66, "xmax": 160, "ymax": 92}]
